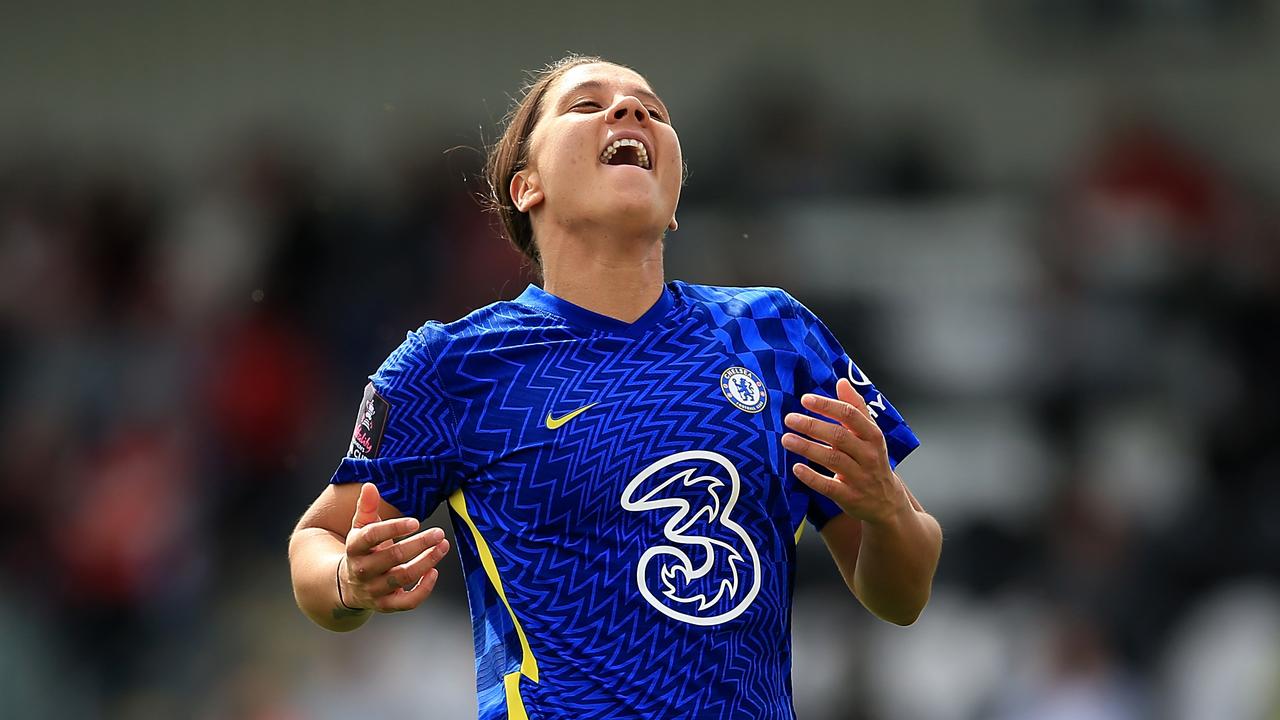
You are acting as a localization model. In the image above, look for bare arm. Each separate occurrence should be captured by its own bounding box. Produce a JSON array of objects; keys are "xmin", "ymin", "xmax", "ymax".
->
[
  {"xmin": 783, "ymin": 378, "xmax": 942, "ymax": 625},
  {"xmin": 819, "ymin": 479, "xmax": 941, "ymax": 625},
  {"xmin": 288, "ymin": 482, "xmax": 451, "ymax": 632}
]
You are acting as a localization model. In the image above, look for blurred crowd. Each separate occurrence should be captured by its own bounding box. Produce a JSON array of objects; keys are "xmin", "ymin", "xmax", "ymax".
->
[{"xmin": 2, "ymin": 58, "xmax": 1279, "ymax": 720}]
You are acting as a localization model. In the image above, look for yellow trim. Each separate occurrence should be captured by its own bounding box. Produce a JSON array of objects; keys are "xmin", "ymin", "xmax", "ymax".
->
[
  {"xmin": 448, "ymin": 488, "xmax": 540, "ymax": 690},
  {"xmin": 503, "ymin": 672, "xmax": 529, "ymax": 720},
  {"xmin": 794, "ymin": 522, "xmax": 806, "ymax": 544}
]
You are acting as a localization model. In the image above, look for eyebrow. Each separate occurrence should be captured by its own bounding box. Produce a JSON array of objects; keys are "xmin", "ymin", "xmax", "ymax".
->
[{"xmin": 559, "ymin": 79, "xmax": 670, "ymax": 117}]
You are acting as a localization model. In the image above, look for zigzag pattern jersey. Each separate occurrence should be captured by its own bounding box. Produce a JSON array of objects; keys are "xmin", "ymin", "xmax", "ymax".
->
[{"xmin": 330, "ymin": 281, "xmax": 920, "ymax": 720}]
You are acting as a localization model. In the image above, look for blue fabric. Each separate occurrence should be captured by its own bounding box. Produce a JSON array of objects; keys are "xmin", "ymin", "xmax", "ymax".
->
[{"xmin": 330, "ymin": 281, "xmax": 919, "ymax": 720}]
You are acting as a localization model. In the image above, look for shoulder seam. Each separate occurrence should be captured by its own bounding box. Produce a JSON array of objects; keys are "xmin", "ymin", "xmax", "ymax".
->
[
  {"xmin": 415, "ymin": 324, "xmax": 470, "ymax": 473},
  {"xmin": 781, "ymin": 290, "xmax": 827, "ymax": 392},
  {"xmin": 497, "ymin": 302, "xmax": 560, "ymax": 327},
  {"xmin": 778, "ymin": 287, "xmax": 803, "ymax": 319}
]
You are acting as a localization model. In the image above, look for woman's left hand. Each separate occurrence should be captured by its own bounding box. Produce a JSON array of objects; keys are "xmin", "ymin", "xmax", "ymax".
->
[{"xmin": 781, "ymin": 377, "xmax": 910, "ymax": 526}]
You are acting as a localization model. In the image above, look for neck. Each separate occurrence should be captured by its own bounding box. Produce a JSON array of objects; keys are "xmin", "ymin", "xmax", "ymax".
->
[{"xmin": 538, "ymin": 225, "xmax": 666, "ymax": 324}]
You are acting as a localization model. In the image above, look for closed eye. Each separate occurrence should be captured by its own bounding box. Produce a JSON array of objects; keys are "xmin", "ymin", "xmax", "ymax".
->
[
  {"xmin": 572, "ymin": 100, "xmax": 602, "ymax": 111},
  {"xmin": 646, "ymin": 107, "xmax": 666, "ymax": 122}
]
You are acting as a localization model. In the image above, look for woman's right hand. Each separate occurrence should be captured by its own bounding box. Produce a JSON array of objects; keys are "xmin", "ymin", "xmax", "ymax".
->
[{"xmin": 340, "ymin": 483, "xmax": 451, "ymax": 613}]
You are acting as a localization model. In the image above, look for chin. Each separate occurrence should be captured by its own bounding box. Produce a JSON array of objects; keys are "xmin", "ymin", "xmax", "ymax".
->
[{"xmin": 590, "ymin": 187, "xmax": 668, "ymax": 232}]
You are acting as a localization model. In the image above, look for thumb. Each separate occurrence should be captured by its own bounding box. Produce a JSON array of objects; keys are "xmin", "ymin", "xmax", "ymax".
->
[{"xmin": 351, "ymin": 482, "xmax": 382, "ymax": 530}]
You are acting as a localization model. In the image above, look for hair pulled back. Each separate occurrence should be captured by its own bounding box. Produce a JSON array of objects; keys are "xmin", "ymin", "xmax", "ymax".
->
[{"xmin": 484, "ymin": 54, "xmax": 610, "ymax": 270}]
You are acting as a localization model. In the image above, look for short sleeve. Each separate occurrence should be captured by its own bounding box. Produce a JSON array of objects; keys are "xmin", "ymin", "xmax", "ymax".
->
[
  {"xmin": 329, "ymin": 327, "xmax": 465, "ymax": 520},
  {"xmin": 783, "ymin": 292, "xmax": 921, "ymax": 530}
]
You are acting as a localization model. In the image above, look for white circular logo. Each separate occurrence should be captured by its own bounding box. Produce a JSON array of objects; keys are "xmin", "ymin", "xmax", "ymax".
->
[{"xmin": 720, "ymin": 366, "xmax": 768, "ymax": 414}]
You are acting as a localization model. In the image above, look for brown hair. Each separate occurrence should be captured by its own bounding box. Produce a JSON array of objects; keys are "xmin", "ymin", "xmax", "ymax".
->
[{"xmin": 484, "ymin": 54, "xmax": 610, "ymax": 271}]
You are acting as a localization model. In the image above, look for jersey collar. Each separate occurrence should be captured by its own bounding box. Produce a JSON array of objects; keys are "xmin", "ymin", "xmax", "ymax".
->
[{"xmin": 515, "ymin": 282, "xmax": 676, "ymax": 337}]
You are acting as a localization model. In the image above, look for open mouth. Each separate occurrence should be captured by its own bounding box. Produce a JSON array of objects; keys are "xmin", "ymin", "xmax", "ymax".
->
[{"xmin": 599, "ymin": 138, "xmax": 651, "ymax": 170}]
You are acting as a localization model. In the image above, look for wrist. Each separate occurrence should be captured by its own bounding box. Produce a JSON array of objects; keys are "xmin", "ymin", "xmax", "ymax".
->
[
  {"xmin": 861, "ymin": 482, "xmax": 915, "ymax": 529},
  {"xmin": 336, "ymin": 555, "xmax": 369, "ymax": 614}
]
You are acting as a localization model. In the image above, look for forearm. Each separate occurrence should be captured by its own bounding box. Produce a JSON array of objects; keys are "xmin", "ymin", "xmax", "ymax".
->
[
  {"xmin": 853, "ymin": 500, "xmax": 941, "ymax": 626},
  {"xmin": 288, "ymin": 526, "xmax": 371, "ymax": 632}
]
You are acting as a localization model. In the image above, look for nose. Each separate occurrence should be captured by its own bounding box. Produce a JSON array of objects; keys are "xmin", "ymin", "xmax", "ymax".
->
[{"xmin": 606, "ymin": 95, "xmax": 650, "ymax": 124}]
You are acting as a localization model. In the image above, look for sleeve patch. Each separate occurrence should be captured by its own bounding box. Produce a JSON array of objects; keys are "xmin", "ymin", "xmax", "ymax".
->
[{"xmin": 348, "ymin": 383, "xmax": 391, "ymax": 459}]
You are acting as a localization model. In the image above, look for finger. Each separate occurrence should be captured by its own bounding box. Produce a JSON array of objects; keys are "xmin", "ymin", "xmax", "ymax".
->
[
  {"xmin": 781, "ymin": 431, "xmax": 857, "ymax": 478},
  {"xmin": 384, "ymin": 538, "xmax": 450, "ymax": 591},
  {"xmin": 836, "ymin": 378, "xmax": 868, "ymax": 413},
  {"xmin": 377, "ymin": 567, "xmax": 440, "ymax": 612},
  {"xmin": 360, "ymin": 526, "xmax": 447, "ymax": 576},
  {"xmin": 351, "ymin": 483, "xmax": 383, "ymax": 530},
  {"xmin": 801, "ymin": 391, "xmax": 879, "ymax": 440},
  {"xmin": 792, "ymin": 462, "xmax": 849, "ymax": 507},
  {"xmin": 783, "ymin": 412, "xmax": 861, "ymax": 456},
  {"xmin": 838, "ymin": 379, "xmax": 888, "ymax": 436},
  {"xmin": 348, "ymin": 516, "xmax": 420, "ymax": 555}
]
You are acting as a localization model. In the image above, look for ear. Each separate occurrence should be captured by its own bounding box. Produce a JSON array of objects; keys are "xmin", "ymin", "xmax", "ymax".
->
[
  {"xmin": 668, "ymin": 215, "xmax": 678, "ymax": 232},
  {"xmin": 510, "ymin": 171, "xmax": 544, "ymax": 213}
]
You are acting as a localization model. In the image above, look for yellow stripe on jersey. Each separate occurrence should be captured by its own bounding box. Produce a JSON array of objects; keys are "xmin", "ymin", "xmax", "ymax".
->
[
  {"xmin": 794, "ymin": 521, "xmax": 805, "ymax": 544},
  {"xmin": 448, "ymin": 488, "xmax": 540, "ymax": 718},
  {"xmin": 503, "ymin": 671, "xmax": 529, "ymax": 720}
]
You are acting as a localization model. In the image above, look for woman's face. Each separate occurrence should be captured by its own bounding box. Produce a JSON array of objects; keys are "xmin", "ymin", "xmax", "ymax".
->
[{"xmin": 513, "ymin": 62, "xmax": 682, "ymax": 240}]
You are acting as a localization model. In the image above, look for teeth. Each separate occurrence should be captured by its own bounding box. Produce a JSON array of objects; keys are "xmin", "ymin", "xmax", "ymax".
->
[{"xmin": 599, "ymin": 138, "xmax": 651, "ymax": 169}]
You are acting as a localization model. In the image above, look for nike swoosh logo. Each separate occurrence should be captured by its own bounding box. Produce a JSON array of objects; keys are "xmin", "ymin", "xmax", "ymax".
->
[{"xmin": 545, "ymin": 402, "xmax": 599, "ymax": 430}]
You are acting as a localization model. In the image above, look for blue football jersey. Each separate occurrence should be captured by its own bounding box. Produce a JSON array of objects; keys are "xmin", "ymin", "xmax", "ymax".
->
[{"xmin": 330, "ymin": 281, "xmax": 920, "ymax": 720}]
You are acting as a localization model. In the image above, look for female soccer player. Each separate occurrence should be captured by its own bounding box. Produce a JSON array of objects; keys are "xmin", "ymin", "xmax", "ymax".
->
[{"xmin": 289, "ymin": 55, "xmax": 941, "ymax": 719}]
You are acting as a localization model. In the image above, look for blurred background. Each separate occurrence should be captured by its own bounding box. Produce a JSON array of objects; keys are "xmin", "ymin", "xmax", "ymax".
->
[{"xmin": 2, "ymin": 1, "xmax": 1279, "ymax": 718}]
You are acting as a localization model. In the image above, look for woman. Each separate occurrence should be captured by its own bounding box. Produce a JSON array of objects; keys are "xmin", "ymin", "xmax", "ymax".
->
[{"xmin": 289, "ymin": 55, "xmax": 941, "ymax": 719}]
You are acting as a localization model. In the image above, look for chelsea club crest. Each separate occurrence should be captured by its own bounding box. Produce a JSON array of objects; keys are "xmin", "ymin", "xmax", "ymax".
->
[{"xmin": 720, "ymin": 366, "xmax": 768, "ymax": 414}]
